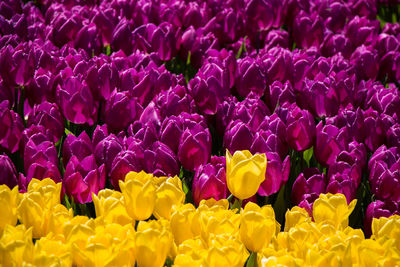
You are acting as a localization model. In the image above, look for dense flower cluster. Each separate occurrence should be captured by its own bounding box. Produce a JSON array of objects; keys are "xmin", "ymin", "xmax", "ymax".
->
[
  {"xmin": 1, "ymin": 0, "xmax": 400, "ymax": 264},
  {"xmin": 1, "ymin": 176, "xmax": 400, "ymax": 266}
]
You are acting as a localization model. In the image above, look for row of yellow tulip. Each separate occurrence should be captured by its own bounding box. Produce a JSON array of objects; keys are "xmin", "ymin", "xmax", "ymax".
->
[{"xmin": 1, "ymin": 172, "xmax": 399, "ymax": 266}]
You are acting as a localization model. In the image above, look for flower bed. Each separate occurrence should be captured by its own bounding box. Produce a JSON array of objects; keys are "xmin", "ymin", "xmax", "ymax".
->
[{"xmin": 0, "ymin": 0, "xmax": 400, "ymax": 266}]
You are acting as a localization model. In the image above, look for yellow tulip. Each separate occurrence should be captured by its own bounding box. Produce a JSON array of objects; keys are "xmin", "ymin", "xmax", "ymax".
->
[
  {"xmin": 48, "ymin": 204, "xmax": 74, "ymax": 236},
  {"xmin": 0, "ymin": 185, "xmax": 19, "ymax": 235},
  {"xmin": 0, "ymin": 224, "xmax": 34, "ymax": 266},
  {"xmin": 240, "ymin": 202, "xmax": 277, "ymax": 252},
  {"xmin": 312, "ymin": 193, "xmax": 357, "ymax": 229},
  {"xmin": 33, "ymin": 233, "xmax": 72, "ymax": 267},
  {"xmin": 135, "ymin": 220, "xmax": 172, "ymax": 267},
  {"xmin": 170, "ymin": 203, "xmax": 196, "ymax": 245},
  {"xmin": 92, "ymin": 189, "xmax": 132, "ymax": 225},
  {"xmin": 26, "ymin": 178, "xmax": 62, "ymax": 209},
  {"xmin": 175, "ymin": 238, "xmax": 208, "ymax": 267},
  {"xmin": 199, "ymin": 208, "xmax": 240, "ymax": 242},
  {"xmin": 284, "ymin": 206, "xmax": 311, "ymax": 231},
  {"xmin": 153, "ymin": 176, "xmax": 185, "ymax": 219},
  {"xmin": 226, "ymin": 150, "xmax": 267, "ymax": 200},
  {"xmin": 207, "ymin": 234, "xmax": 249, "ymax": 267},
  {"xmin": 119, "ymin": 171, "xmax": 156, "ymax": 221}
]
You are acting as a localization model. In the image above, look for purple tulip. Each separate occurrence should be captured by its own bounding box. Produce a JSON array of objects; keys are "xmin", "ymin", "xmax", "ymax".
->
[
  {"xmin": 143, "ymin": 141, "xmax": 180, "ymax": 177},
  {"xmin": 0, "ymin": 154, "xmax": 18, "ymax": 189},
  {"xmin": 74, "ymin": 23, "xmax": 102, "ymax": 56},
  {"xmin": 25, "ymin": 69, "xmax": 56, "ymax": 106},
  {"xmin": 367, "ymin": 83, "xmax": 400, "ymax": 119},
  {"xmin": 245, "ymin": 0, "xmax": 284, "ymax": 32},
  {"xmin": 215, "ymin": 96, "xmax": 239, "ymax": 135},
  {"xmin": 56, "ymin": 75, "xmax": 98, "ymax": 126},
  {"xmin": 266, "ymin": 81, "xmax": 296, "ymax": 112},
  {"xmin": 110, "ymin": 149, "xmax": 143, "ymax": 190},
  {"xmin": 27, "ymin": 101, "xmax": 64, "ymax": 143},
  {"xmin": 111, "ymin": 18, "xmax": 133, "ymax": 55},
  {"xmin": 178, "ymin": 124, "xmax": 211, "ymax": 171},
  {"xmin": 260, "ymin": 47, "xmax": 294, "ymax": 85},
  {"xmin": 364, "ymin": 200, "xmax": 400, "ymax": 237},
  {"xmin": 235, "ymin": 57, "xmax": 266, "ymax": 97},
  {"xmin": 23, "ymin": 160, "xmax": 61, "ymax": 188},
  {"xmin": 94, "ymin": 134, "xmax": 123, "ymax": 175},
  {"xmin": 86, "ymin": 60, "xmax": 119, "ymax": 102},
  {"xmin": 0, "ymin": 102, "xmax": 23, "ymax": 153},
  {"xmin": 258, "ymin": 152, "xmax": 290, "ymax": 196},
  {"xmin": 326, "ymin": 173, "xmax": 357, "ymax": 204},
  {"xmin": 104, "ymin": 90, "xmax": 143, "ymax": 133},
  {"xmin": 192, "ymin": 156, "xmax": 227, "ymax": 206},
  {"xmin": 24, "ymin": 137, "xmax": 58, "ymax": 173},
  {"xmin": 362, "ymin": 108, "xmax": 387, "ymax": 151},
  {"xmin": 350, "ymin": 45, "xmax": 379, "ymax": 81},
  {"xmin": 284, "ymin": 103, "xmax": 315, "ymax": 152},
  {"xmin": 345, "ymin": 16, "xmax": 380, "ymax": 48},
  {"xmin": 292, "ymin": 11, "xmax": 324, "ymax": 48},
  {"xmin": 321, "ymin": 33, "xmax": 353, "ymax": 59},
  {"xmin": 387, "ymin": 123, "xmax": 400, "ymax": 148},
  {"xmin": 250, "ymin": 130, "xmax": 287, "ymax": 160},
  {"xmin": 314, "ymin": 122, "xmax": 348, "ymax": 167},
  {"xmin": 224, "ymin": 120, "xmax": 254, "ymax": 153},
  {"xmin": 92, "ymin": 124, "xmax": 109, "ymax": 148},
  {"xmin": 63, "ymin": 155, "xmax": 106, "ymax": 204},
  {"xmin": 298, "ymin": 78, "xmax": 339, "ymax": 118},
  {"xmin": 159, "ymin": 116, "xmax": 183, "ymax": 154},
  {"xmin": 264, "ymin": 29, "xmax": 289, "ymax": 50},
  {"xmin": 292, "ymin": 168, "xmax": 327, "ymax": 205},
  {"xmin": 62, "ymin": 131, "xmax": 93, "ymax": 167},
  {"xmin": 153, "ymin": 85, "xmax": 195, "ymax": 119},
  {"xmin": 368, "ymin": 145, "xmax": 400, "ymax": 202}
]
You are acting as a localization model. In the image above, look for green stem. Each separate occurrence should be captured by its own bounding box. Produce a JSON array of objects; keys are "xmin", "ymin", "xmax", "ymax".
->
[
  {"xmin": 246, "ymin": 251, "xmax": 257, "ymax": 267},
  {"xmin": 227, "ymin": 194, "xmax": 234, "ymax": 202}
]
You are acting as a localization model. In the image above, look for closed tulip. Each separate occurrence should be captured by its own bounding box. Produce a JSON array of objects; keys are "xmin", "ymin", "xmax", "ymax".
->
[
  {"xmin": 92, "ymin": 189, "xmax": 131, "ymax": 225},
  {"xmin": 240, "ymin": 202, "xmax": 276, "ymax": 252},
  {"xmin": 226, "ymin": 150, "xmax": 267, "ymax": 200},
  {"xmin": 153, "ymin": 176, "xmax": 185, "ymax": 220},
  {"xmin": 0, "ymin": 185, "xmax": 18, "ymax": 235},
  {"xmin": 135, "ymin": 220, "xmax": 172, "ymax": 267},
  {"xmin": 119, "ymin": 171, "xmax": 156, "ymax": 221}
]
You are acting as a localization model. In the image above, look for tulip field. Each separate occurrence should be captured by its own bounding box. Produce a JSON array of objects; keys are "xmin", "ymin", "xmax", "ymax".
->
[{"xmin": 1, "ymin": 0, "xmax": 400, "ymax": 266}]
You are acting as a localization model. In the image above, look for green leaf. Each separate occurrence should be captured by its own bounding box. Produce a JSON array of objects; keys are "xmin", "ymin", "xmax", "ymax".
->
[
  {"xmin": 236, "ymin": 36, "xmax": 247, "ymax": 59},
  {"xmin": 186, "ymin": 51, "xmax": 191, "ymax": 65},
  {"xmin": 231, "ymin": 199, "xmax": 242, "ymax": 211},
  {"xmin": 65, "ymin": 128, "xmax": 74, "ymax": 136},
  {"xmin": 303, "ymin": 147, "xmax": 313, "ymax": 166},
  {"xmin": 246, "ymin": 252, "xmax": 258, "ymax": 267},
  {"xmin": 182, "ymin": 180, "xmax": 189, "ymax": 195}
]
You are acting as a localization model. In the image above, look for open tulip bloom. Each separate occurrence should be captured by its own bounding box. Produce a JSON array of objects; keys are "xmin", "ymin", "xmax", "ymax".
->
[{"xmin": 1, "ymin": 0, "xmax": 400, "ymax": 265}]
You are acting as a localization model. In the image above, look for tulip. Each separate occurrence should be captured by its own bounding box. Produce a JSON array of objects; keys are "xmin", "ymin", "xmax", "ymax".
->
[
  {"xmin": 33, "ymin": 233, "xmax": 72, "ymax": 267},
  {"xmin": 224, "ymin": 120, "xmax": 254, "ymax": 153},
  {"xmin": 258, "ymin": 152, "xmax": 290, "ymax": 196},
  {"xmin": 350, "ymin": 45, "xmax": 379, "ymax": 81},
  {"xmin": 94, "ymin": 134, "xmax": 123, "ymax": 175},
  {"xmin": 110, "ymin": 149, "xmax": 144, "ymax": 189},
  {"xmin": 178, "ymin": 124, "xmax": 211, "ymax": 171},
  {"xmin": 364, "ymin": 200, "xmax": 400, "ymax": 237},
  {"xmin": 153, "ymin": 176, "xmax": 185, "ymax": 220},
  {"xmin": 92, "ymin": 189, "xmax": 131, "ymax": 226},
  {"xmin": 111, "ymin": 18, "xmax": 133, "ymax": 55},
  {"xmin": 312, "ymin": 193, "xmax": 357, "ymax": 229},
  {"xmin": 143, "ymin": 141, "xmax": 180, "ymax": 177},
  {"xmin": 119, "ymin": 171, "xmax": 156, "ymax": 221},
  {"xmin": 63, "ymin": 155, "xmax": 106, "ymax": 204},
  {"xmin": 62, "ymin": 131, "xmax": 93, "ymax": 167},
  {"xmin": 267, "ymin": 81, "xmax": 296, "ymax": 112},
  {"xmin": 104, "ymin": 90, "xmax": 143, "ymax": 133},
  {"xmin": 0, "ymin": 224, "xmax": 34, "ymax": 266},
  {"xmin": 292, "ymin": 11, "xmax": 324, "ymax": 48},
  {"xmin": 226, "ymin": 150, "xmax": 267, "ymax": 200},
  {"xmin": 170, "ymin": 204, "xmax": 197, "ymax": 245},
  {"xmin": 292, "ymin": 168, "xmax": 327, "ymax": 205},
  {"xmin": 192, "ymin": 156, "xmax": 227, "ymax": 206},
  {"xmin": 240, "ymin": 202, "xmax": 276, "ymax": 252},
  {"xmin": 0, "ymin": 154, "xmax": 18, "ymax": 189},
  {"xmin": 207, "ymin": 234, "xmax": 249, "ymax": 267},
  {"xmin": 0, "ymin": 102, "xmax": 23, "ymax": 153},
  {"xmin": 235, "ymin": 57, "xmax": 266, "ymax": 97},
  {"xmin": 284, "ymin": 103, "xmax": 316, "ymax": 151},
  {"xmin": 0, "ymin": 185, "xmax": 18, "ymax": 235},
  {"xmin": 159, "ymin": 116, "xmax": 184, "ymax": 154},
  {"xmin": 326, "ymin": 173, "xmax": 357, "ymax": 204},
  {"xmin": 26, "ymin": 101, "xmax": 64, "ymax": 143},
  {"xmin": 314, "ymin": 122, "xmax": 348, "ymax": 167},
  {"xmin": 91, "ymin": 124, "xmax": 109, "ymax": 147},
  {"xmin": 135, "ymin": 220, "xmax": 172, "ymax": 267},
  {"xmin": 56, "ymin": 75, "xmax": 98, "ymax": 125}
]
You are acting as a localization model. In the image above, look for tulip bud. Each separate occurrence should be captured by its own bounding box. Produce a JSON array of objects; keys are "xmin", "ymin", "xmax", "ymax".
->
[
  {"xmin": 226, "ymin": 150, "xmax": 267, "ymax": 200},
  {"xmin": 119, "ymin": 171, "xmax": 156, "ymax": 221},
  {"xmin": 153, "ymin": 176, "xmax": 185, "ymax": 220},
  {"xmin": 135, "ymin": 220, "xmax": 173, "ymax": 267},
  {"xmin": 240, "ymin": 202, "xmax": 276, "ymax": 252},
  {"xmin": 0, "ymin": 154, "xmax": 18, "ymax": 189},
  {"xmin": 92, "ymin": 189, "xmax": 131, "ymax": 225},
  {"xmin": 0, "ymin": 185, "xmax": 18, "ymax": 235}
]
